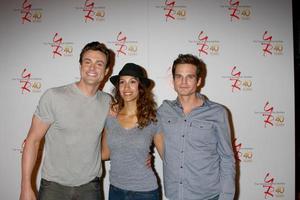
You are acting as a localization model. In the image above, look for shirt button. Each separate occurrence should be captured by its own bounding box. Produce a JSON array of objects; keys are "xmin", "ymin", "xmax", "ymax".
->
[
  {"xmin": 184, "ymin": 119, "xmax": 187, "ymax": 122},
  {"xmin": 182, "ymin": 135, "xmax": 184, "ymax": 138},
  {"xmin": 180, "ymin": 182, "xmax": 182, "ymax": 184},
  {"xmin": 181, "ymin": 150, "xmax": 184, "ymax": 153},
  {"xmin": 180, "ymin": 166, "xmax": 183, "ymax": 168}
]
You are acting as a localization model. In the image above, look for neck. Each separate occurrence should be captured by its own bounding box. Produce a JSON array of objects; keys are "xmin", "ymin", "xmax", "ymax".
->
[
  {"xmin": 76, "ymin": 81, "xmax": 99, "ymax": 96},
  {"xmin": 120, "ymin": 101, "xmax": 137, "ymax": 116},
  {"xmin": 178, "ymin": 94, "xmax": 203, "ymax": 114}
]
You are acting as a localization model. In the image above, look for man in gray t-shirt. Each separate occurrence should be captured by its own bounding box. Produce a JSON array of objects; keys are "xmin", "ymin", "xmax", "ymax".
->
[{"xmin": 20, "ymin": 42, "xmax": 113, "ymax": 200}]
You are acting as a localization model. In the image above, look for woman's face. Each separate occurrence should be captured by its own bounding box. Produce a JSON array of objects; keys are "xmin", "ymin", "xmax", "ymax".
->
[{"xmin": 118, "ymin": 75, "xmax": 139, "ymax": 103}]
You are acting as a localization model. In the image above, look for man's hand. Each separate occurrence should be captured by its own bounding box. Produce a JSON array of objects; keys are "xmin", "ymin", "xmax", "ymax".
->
[{"xmin": 145, "ymin": 153, "xmax": 153, "ymax": 168}]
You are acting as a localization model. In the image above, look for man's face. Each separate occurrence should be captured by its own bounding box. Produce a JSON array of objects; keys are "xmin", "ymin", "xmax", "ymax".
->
[
  {"xmin": 80, "ymin": 50, "xmax": 108, "ymax": 87},
  {"xmin": 173, "ymin": 64, "xmax": 201, "ymax": 97}
]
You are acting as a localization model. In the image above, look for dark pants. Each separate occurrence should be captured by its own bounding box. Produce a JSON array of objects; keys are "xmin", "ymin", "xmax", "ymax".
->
[
  {"xmin": 38, "ymin": 178, "xmax": 101, "ymax": 200},
  {"xmin": 109, "ymin": 184, "xmax": 159, "ymax": 200}
]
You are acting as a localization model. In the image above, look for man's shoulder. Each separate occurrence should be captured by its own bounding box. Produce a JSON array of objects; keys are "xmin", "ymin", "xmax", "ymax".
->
[
  {"xmin": 158, "ymin": 99, "xmax": 175, "ymax": 110},
  {"xmin": 96, "ymin": 90, "xmax": 112, "ymax": 102},
  {"xmin": 46, "ymin": 83, "xmax": 72, "ymax": 93},
  {"xmin": 205, "ymin": 98, "xmax": 227, "ymax": 114},
  {"xmin": 40, "ymin": 83, "xmax": 71, "ymax": 99}
]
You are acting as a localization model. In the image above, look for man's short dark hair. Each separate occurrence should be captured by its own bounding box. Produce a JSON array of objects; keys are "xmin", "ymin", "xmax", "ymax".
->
[
  {"xmin": 79, "ymin": 41, "xmax": 111, "ymax": 68},
  {"xmin": 172, "ymin": 54, "xmax": 205, "ymax": 80}
]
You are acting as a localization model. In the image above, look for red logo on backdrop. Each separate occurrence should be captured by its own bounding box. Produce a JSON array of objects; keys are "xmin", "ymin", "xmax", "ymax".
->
[
  {"xmin": 164, "ymin": 0, "xmax": 176, "ymax": 21},
  {"xmin": 116, "ymin": 32, "xmax": 127, "ymax": 57},
  {"xmin": 254, "ymin": 102, "xmax": 285, "ymax": 127},
  {"xmin": 12, "ymin": 68, "xmax": 42, "ymax": 94},
  {"xmin": 262, "ymin": 31, "xmax": 273, "ymax": 56},
  {"xmin": 197, "ymin": 31, "xmax": 209, "ymax": 56},
  {"xmin": 155, "ymin": 1, "xmax": 186, "ymax": 21},
  {"xmin": 222, "ymin": 66, "xmax": 253, "ymax": 92},
  {"xmin": 43, "ymin": 34, "xmax": 73, "ymax": 57},
  {"xmin": 188, "ymin": 31, "xmax": 220, "ymax": 56},
  {"xmin": 255, "ymin": 173, "xmax": 286, "ymax": 198},
  {"xmin": 230, "ymin": 66, "xmax": 242, "ymax": 92},
  {"xmin": 52, "ymin": 33, "xmax": 63, "ymax": 58},
  {"xmin": 20, "ymin": 68, "xmax": 31, "ymax": 93},
  {"xmin": 233, "ymin": 138, "xmax": 242, "ymax": 162},
  {"xmin": 108, "ymin": 33, "xmax": 138, "ymax": 57},
  {"xmin": 263, "ymin": 101, "xmax": 274, "ymax": 128},
  {"xmin": 75, "ymin": 1, "xmax": 105, "ymax": 22},
  {"xmin": 221, "ymin": 1, "xmax": 251, "ymax": 21},
  {"xmin": 233, "ymin": 138, "xmax": 254, "ymax": 162},
  {"xmin": 228, "ymin": 0, "xmax": 240, "ymax": 21},
  {"xmin": 263, "ymin": 173, "xmax": 275, "ymax": 199},
  {"xmin": 21, "ymin": 0, "xmax": 32, "ymax": 24},
  {"xmin": 83, "ymin": 0, "xmax": 95, "ymax": 22}
]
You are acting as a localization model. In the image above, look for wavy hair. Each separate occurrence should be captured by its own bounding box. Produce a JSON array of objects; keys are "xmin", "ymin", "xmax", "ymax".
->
[{"xmin": 112, "ymin": 79, "xmax": 157, "ymax": 129}]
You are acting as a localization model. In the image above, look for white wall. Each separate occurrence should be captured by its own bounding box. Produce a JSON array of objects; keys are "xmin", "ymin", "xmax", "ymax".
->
[{"xmin": 0, "ymin": 0, "xmax": 294, "ymax": 199}]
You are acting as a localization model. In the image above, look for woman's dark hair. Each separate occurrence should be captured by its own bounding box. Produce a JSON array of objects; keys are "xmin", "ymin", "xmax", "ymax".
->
[{"xmin": 112, "ymin": 79, "xmax": 157, "ymax": 129}]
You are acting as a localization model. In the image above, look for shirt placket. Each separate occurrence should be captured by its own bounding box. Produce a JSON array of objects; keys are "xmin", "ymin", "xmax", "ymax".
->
[{"xmin": 178, "ymin": 117, "xmax": 188, "ymax": 200}]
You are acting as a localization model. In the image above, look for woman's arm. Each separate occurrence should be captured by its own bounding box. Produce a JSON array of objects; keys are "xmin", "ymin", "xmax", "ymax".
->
[
  {"xmin": 101, "ymin": 129, "xmax": 110, "ymax": 160},
  {"xmin": 154, "ymin": 132, "xmax": 164, "ymax": 159}
]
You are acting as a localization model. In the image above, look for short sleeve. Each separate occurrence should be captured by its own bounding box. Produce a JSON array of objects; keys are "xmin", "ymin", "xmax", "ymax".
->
[
  {"xmin": 34, "ymin": 89, "xmax": 55, "ymax": 124},
  {"xmin": 153, "ymin": 115, "xmax": 162, "ymax": 135}
]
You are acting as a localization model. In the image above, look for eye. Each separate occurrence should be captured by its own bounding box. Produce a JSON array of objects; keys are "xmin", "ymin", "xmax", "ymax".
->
[
  {"xmin": 84, "ymin": 60, "xmax": 91, "ymax": 65},
  {"xmin": 174, "ymin": 74, "xmax": 182, "ymax": 80},
  {"xmin": 96, "ymin": 62, "xmax": 104, "ymax": 68},
  {"xmin": 130, "ymin": 79, "xmax": 138, "ymax": 84},
  {"xmin": 187, "ymin": 75, "xmax": 196, "ymax": 80}
]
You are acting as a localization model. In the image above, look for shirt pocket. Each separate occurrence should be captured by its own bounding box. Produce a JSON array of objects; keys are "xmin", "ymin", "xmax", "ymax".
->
[
  {"xmin": 189, "ymin": 120, "xmax": 215, "ymax": 145},
  {"xmin": 161, "ymin": 117, "xmax": 178, "ymax": 128},
  {"xmin": 161, "ymin": 117, "xmax": 180, "ymax": 141}
]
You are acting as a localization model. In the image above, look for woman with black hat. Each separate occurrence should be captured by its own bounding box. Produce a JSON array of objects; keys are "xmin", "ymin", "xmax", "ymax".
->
[{"xmin": 101, "ymin": 63, "xmax": 163, "ymax": 200}]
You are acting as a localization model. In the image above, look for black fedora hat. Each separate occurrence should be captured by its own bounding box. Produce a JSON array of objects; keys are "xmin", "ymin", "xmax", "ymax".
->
[{"xmin": 110, "ymin": 63, "xmax": 153, "ymax": 88}]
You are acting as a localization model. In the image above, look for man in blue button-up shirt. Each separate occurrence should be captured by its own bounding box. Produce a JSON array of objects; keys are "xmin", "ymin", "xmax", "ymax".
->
[{"xmin": 158, "ymin": 54, "xmax": 236, "ymax": 200}]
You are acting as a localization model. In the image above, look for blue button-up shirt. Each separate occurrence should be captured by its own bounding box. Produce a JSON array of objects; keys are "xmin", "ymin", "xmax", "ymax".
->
[{"xmin": 158, "ymin": 94, "xmax": 235, "ymax": 200}]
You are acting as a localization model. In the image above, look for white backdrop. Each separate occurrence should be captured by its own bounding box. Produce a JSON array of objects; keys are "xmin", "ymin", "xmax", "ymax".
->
[{"xmin": 0, "ymin": 0, "xmax": 295, "ymax": 199}]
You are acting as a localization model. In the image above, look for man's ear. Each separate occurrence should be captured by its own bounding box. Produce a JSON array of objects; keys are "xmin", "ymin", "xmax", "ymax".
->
[{"xmin": 197, "ymin": 77, "xmax": 202, "ymax": 87}]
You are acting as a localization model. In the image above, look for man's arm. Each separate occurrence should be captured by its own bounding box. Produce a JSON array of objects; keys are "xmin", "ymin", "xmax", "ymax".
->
[
  {"xmin": 216, "ymin": 108, "xmax": 236, "ymax": 200},
  {"xmin": 20, "ymin": 115, "xmax": 50, "ymax": 200}
]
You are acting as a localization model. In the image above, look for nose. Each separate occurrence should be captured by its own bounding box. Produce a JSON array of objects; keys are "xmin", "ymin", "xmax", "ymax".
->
[
  {"xmin": 182, "ymin": 76, "xmax": 188, "ymax": 84},
  {"xmin": 123, "ymin": 82, "xmax": 130, "ymax": 90},
  {"xmin": 88, "ymin": 62, "xmax": 96, "ymax": 70}
]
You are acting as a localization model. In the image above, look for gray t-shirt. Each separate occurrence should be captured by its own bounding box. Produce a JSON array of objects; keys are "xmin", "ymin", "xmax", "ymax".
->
[
  {"xmin": 34, "ymin": 83, "xmax": 110, "ymax": 186},
  {"xmin": 105, "ymin": 116, "xmax": 159, "ymax": 191}
]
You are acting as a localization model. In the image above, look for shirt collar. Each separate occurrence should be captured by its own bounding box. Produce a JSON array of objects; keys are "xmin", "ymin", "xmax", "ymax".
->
[{"xmin": 173, "ymin": 92, "xmax": 210, "ymax": 109}]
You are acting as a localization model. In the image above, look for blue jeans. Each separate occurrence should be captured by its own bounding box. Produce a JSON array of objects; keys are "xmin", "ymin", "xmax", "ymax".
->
[
  {"xmin": 38, "ymin": 177, "xmax": 102, "ymax": 200},
  {"xmin": 109, "ymin": 184, "xmax": 160, "ymax": 200}
]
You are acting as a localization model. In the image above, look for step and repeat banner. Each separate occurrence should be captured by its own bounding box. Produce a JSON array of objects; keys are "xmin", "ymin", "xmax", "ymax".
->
[{"xmin": 0, "ymin": 0, "xmax": 295, "ymax": 199}]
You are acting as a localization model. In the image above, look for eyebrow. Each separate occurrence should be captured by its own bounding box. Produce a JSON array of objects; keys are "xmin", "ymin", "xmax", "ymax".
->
[
  {"xmin": 83, "ymin": 58, "xmax": 105, "ymax": 64},
  {"xmin": 174, "ymin": 73, "xmax": 196, "ymax": 76},
  {"xmin": 120, "ymin": 77, "xmax": 138, "ymax": 80}
]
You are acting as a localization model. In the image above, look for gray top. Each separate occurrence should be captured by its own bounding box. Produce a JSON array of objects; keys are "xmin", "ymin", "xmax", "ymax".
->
[
  {"xmin": 158, "ymin": 93, "xmax": 235, "ymax": 200},
  {"xmin": 105, "ymin": 116, "xmax": 159, "ymax": 191},
  {"xmin": 34, "ymin": 83, "xmax": 110, "ymax": 186}
]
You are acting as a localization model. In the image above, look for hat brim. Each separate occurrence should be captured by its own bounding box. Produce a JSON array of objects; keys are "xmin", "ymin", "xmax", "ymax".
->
[{"xmin": 110, "ymin": 75, "xmax": 152, "ymax": 88}]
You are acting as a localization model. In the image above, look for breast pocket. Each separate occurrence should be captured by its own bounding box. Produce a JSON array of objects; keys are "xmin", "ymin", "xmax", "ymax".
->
[
  {"xmin": 189, "ymin": 120, "xmax": 215, "ymax": 144},
  {"xmin": 161, "ymin": 117, "xmax": 180, "ymax": 142},
  {"xmin": 161, "ymin": 117, "xmax": 178, "ymax": 129}
]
